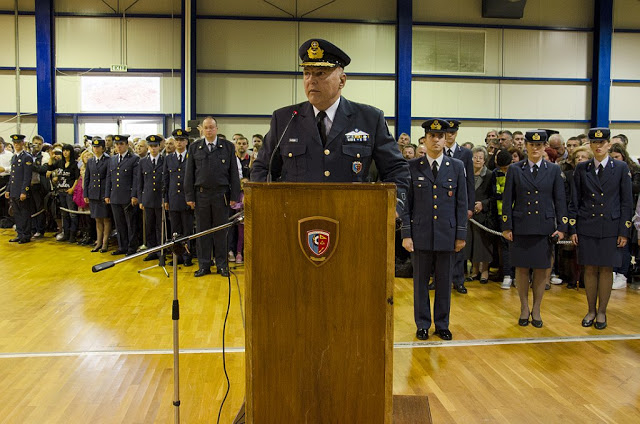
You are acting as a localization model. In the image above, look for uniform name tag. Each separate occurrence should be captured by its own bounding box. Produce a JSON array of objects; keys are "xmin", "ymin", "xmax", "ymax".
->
[{"xmin": 289, "ymin": 138, "xmax": 298, "ymax": 143}]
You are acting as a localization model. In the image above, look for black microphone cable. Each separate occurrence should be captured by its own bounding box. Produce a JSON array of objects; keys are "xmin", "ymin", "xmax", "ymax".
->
[{"xmin": 267, "ymin": 110, "xmax": 298, "ymax": 182}]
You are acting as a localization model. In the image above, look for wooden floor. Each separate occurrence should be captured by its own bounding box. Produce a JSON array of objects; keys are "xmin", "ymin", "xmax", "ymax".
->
[{"xmin": 1, "ymin": 228, "xmax": 639, "ymax": 423}]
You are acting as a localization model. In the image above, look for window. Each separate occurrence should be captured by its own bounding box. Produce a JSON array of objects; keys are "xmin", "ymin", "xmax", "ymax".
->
[
  {"xmin": 81, "ymin": 75, "xmax": 161, "ymax": 112},
  {"xmin": 413, "ymin": 28, "xmax": 486, "ymax": 74}
]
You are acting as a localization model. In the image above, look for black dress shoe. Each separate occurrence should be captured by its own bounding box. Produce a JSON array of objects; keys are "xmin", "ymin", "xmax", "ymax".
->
[
  {"xmin": 183, "ymin": 258, "xmax": 193, "ymax": 267},
  {"xmin": 9, "ymin": 237, "xmax": 20, "ymax": 242},
  {"xmin": 218, "ymin": 267, "xmax": 230, "ymax": 277},
  {"xmin": 480, "ymin": 278, "xmax": 489, "ymax": 284},
  {"xmin": 435, "ymin": 329, "xmax": 453, "ymax": 340},
  {"xmin": 18, "ymin": 238, "xmax": 30, "ymax": 244},
  {"xmin": 530, "ymin": 313, "xmax": 543, "ymax": 328},
  {"xmin": 428, "ymin": 282, "xmax": 435, "ymax": 290},
  {"xmin": 582, "ymin": 317, "xmax": 594, "ymax": 327},
  {"xmin": 567, "ymin": 282, "xmax": 577, "ymax": 289},
  {"xmin": 194, "ymin": 268, "xmax": 211, "ymax": 277},
  {"xmin": 594, "ymin": 316, "xmax": 607, "ymax": 330},
  {"xmin": 416, "ymin": 328, "xmax": 429, "ymax": 340},
  {"xmin": 455, "ymin": 284, "xmax": 468, "ymax": 294},
  {"xmin": 518, "ymin": 317, "xmax": 530, "ymax": 326},
  {"xmin": 112, "ymin": 250, "xmax": 127, "ymax": 256}
]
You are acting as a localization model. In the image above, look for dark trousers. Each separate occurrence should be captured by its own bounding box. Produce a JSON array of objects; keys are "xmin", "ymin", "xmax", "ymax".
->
[
  {"xmin": 144, "ymin": 207, "xmax": 162, "ymax": 248},
  {"xmin": 11, "ymin": 197, "xmax": 31, "ymax": 241},
  {"xmin": 500, "ymin": 238, "xmax": 514, "ymax": 278},
  {"xmin": 195, "ymin": 191, "xmax": 229, "ymax": 270},
  {"xmin": 111, "ymin": 203, "xmax": 138, "ymax": 254},
  {"xmin": 0, "ymin": 176, "xmax": 10, "ymax": 218},
  {"xmin": 58, "ymin": 192, "xmax": 78, "ymax": 233},
  {"xmin": 30, "ymin": 184, "xmax": 47, "ymax": 233},
  {"xmin": 169, "ymin": 209, "xmax": 194, "ymax": 261},
  {"xmin": 412, "ymin": 249, "xmax": 454, "ymax": 331},
  {"xmin": 451, "ymin": 249, "xmax": 466, "ymax": 287}
]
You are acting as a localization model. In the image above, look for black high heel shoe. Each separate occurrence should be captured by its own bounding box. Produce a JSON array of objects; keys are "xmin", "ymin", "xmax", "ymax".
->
[
  {"xmin": 518, "ymin": 317, "xmax": 530, "ymax": 326},
  {"xmin": 91, "ymin": 244, "xmax": 101, "ymax": 253},
  {"xmin": 530, "ymin": 312, "xmax": 543, "ymax": 328}
]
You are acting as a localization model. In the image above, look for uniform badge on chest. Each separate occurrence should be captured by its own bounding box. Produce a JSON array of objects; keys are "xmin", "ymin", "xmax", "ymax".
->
[{"xmin": 352, "ymin": 161, "xmax": 362, "ymax": 174}]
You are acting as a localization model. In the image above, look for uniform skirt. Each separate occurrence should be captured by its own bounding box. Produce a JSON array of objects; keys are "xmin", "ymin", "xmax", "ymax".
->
[
  {"xmin": 89, "ymin": 199, "xmax": 110, "ymax": 219},
  {"xmin": 510, "ymin": 234, "xmax": 552, "ymax": 269},
  {"xmin": 577, "ymin": 235, "xmax": 621, "ymax": 267}
]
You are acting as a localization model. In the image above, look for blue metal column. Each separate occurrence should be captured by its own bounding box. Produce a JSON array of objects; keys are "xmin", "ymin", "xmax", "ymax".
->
[
  {"xmin": 181, "ymin": 0, "xmax": 197, "ymax": 128},
  {"xmin": 395, "ymin": 0, "xmax": 412, "ymax": 138},
  {"xmin": 591, "ymin": 0, "xmax": 613, "ymax": 127},
  {"xmin": 181, "ymin": 0, "xmax": 186, "ymax": 128},
  {"xmin": 35, "ymin": 0, "xmax": 55, "ymax": 143}
]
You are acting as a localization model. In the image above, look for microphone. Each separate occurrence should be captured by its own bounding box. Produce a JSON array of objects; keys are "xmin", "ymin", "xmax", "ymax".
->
[{"xmin": 267, "ymin": 110, "xmax": 298, "ymax": 182}]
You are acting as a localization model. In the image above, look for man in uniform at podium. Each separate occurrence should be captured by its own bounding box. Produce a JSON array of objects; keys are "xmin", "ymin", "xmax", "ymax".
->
[
  {"xmin": 251, "ymin": 38, "xmax": 410, "ymax": 214},
  {"xmin": 401, "ymin": 119, "xmax": 468, "ymax": 341}
]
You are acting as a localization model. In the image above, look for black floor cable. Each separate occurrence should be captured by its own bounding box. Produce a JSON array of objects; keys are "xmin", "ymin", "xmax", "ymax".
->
[{"xmin": 216, "ymin": 269, "xmax": 233, "ymax": 424}]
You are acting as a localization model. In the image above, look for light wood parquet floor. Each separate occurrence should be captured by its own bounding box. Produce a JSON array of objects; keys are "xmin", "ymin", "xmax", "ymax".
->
[{"xmin": 1, "ymin": 228, "xmax": 639, "ymax": 423}]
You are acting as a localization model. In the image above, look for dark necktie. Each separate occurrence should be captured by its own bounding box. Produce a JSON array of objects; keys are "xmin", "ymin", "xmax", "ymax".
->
[
  {"xmin": 317, "ymin": 111, "xmax": 328, "ymax": 146},
  {"xmin": 118, "ymin": 155, "xmax": 122, "ymax": 164},
  {"xmin": 152, "ymin": 158, "xmax": 156, "ymax": 167},
  {"xmin": 208, "ymin": 143, "xmax": 214, "ymax": 152},
  {"xmin": 598, "ymin": 164, "xmax": 604, "ymax": 180},
  {"xmin": 432, "ymin": 160, "xmax": 438, "ymax": 179},
  {"xmin": 532, "ymin": 164, "xmax": 539, "ymax": 179},
  {"xmin": 178, "ymin": 154, "xmax": 182, "ymax": 164},
  {"xmin": 446, "ymin": 148, "xmax": 453, "ymax": 157}
]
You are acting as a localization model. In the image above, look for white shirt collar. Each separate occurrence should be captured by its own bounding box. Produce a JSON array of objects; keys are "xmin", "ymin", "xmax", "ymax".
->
[
  {"xmin": 528, "ymin": 158, "xmax": 543, "ymax": 169},
  {"xmin": 149, "ymin": 154, "xmax": 160, "ymax": 161},
  {"xmin": 594, "ymin": 155, "xmax": 609, "ymax": 169},
  {"xmin": 445, "ymin": 143, "xmax": 458, "ymax": 155},
  {"xmin": 426, "ymin": 153, "xmax": 444, "ymax": 168},
  {"xmin": 205, "ymin": 136, "xmax": 218, "ymax": 146},
  {"xmin": 313, "ymin": 97, "xmax": 341, "ymax": 123}
]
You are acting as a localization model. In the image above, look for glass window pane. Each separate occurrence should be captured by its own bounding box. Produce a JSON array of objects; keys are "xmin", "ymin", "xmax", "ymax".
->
[
  {"xmin": 81, "ymin": 76, "xmax": 161, "ymax": 112},
  {"xmin": 83, "ymin": 122, "xmax": 119, "ymax": 139},
  {"xmin": 122, "ymin": 119, "xmax": 162, "ymax": 141}
]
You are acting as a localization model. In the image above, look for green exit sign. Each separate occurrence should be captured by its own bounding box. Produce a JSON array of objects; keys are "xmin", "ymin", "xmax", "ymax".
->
[{"xmin": 110, "ymin": 64, "xmax": 128, "ymax": 72}]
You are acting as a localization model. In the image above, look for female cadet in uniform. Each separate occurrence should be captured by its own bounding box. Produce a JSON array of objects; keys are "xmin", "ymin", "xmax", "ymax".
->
[
  {"xmin": 502, "ymin": 130, "xmax": 568, "ymax": 328},
  {"xmin": 83, "ymin": 138, "xmax": 112, "ymax": 253},
  {"xmin": 569, "ymin": 128, "xmax": 633, "ymax": 329}
]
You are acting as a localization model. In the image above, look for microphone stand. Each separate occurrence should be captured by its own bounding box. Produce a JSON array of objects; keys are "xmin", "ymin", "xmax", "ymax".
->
[
  {"xmin": 92, "ymin": 213, "xmax": 244, "ymax": 424},
  {"xmin": 137, "ymin": 206, "xmax": 170, "ymax": 277}
]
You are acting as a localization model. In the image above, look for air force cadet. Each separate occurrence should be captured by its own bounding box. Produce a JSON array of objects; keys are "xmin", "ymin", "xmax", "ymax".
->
[
  {"xmin": 569, "ymin": 128, "xmax": 633, "ymax": 330},
  {"xmin": 501, "ymin": 130, "xmax": 567, "ymax": 328},
  {"xmin": 401, "ymin": 119, "xmax": 468, "ymax": 341},
  {"xmin": 138, "ymin": 135, "xmax": 165, "ymax": 261},
  {"xmin": 5, "ymin": 134, "xmax": 33, "ymax": 243}
]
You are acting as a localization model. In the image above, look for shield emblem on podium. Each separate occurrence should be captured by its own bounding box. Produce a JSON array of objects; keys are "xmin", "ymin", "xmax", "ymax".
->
[{"xmin": 298, "ymin": 216, "xmax": 339, "ymax": 267}]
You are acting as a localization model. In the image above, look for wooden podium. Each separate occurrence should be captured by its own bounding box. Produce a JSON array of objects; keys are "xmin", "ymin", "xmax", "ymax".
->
[{"xmin": 244, "ymin": 183, "xmax": 396, "ymax": 423}]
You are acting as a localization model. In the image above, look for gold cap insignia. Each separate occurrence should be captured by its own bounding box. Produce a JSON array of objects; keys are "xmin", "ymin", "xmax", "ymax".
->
[
  {"xmin": 12, "ymin": 135, "xmax": 18, "ymax": 140},
  {"xmin": 93, "ymin": 140, "xmax": 99, "ymax": 145},
  {"xmin": 532, "ymin": 133, "xmax": 541, "ymax": 141},
  {"xmin": 449, "ymin": 121, "xmax": 455, "ymax": 127},
  {"xmin": 502, "ymin": 215, "xmax": 508, "ymax": 222},
  {"xmin": 562, "ymin": 217, "xmax": 568, "ymax": 224},
  {"xmin": 177, "ymin": 130, "xmax": 182, "ymax": 135},
  {"xmin": 595, "ymin": 130, "xmax": 603, "ymax": 138},
  {"xmin": 431, "ymin": 120, "xmax": 442, "ymax": 131},
  {"xmin": 626, "ymin": 221, "xmax": 632, "ymax": 228},
  {"xmin": 307, "ymin": 41, "xmax": 324, "ymax": 59},
  {"xmin": 150, "ymin": 136, "xmax": 156, "ymax": 142}
]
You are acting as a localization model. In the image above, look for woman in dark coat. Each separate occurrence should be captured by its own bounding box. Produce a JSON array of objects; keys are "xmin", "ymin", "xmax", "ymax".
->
[
  {"xmin": 569, "ymin": 129, "xmax": 633, "ymax": 329},
  {"xmin": 502, "ymin": 131, "xmax": 568, "ymax": 328},
  {"xmin": 465, "ymin": 146, "xmax": 494, "ymax": 283}
]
